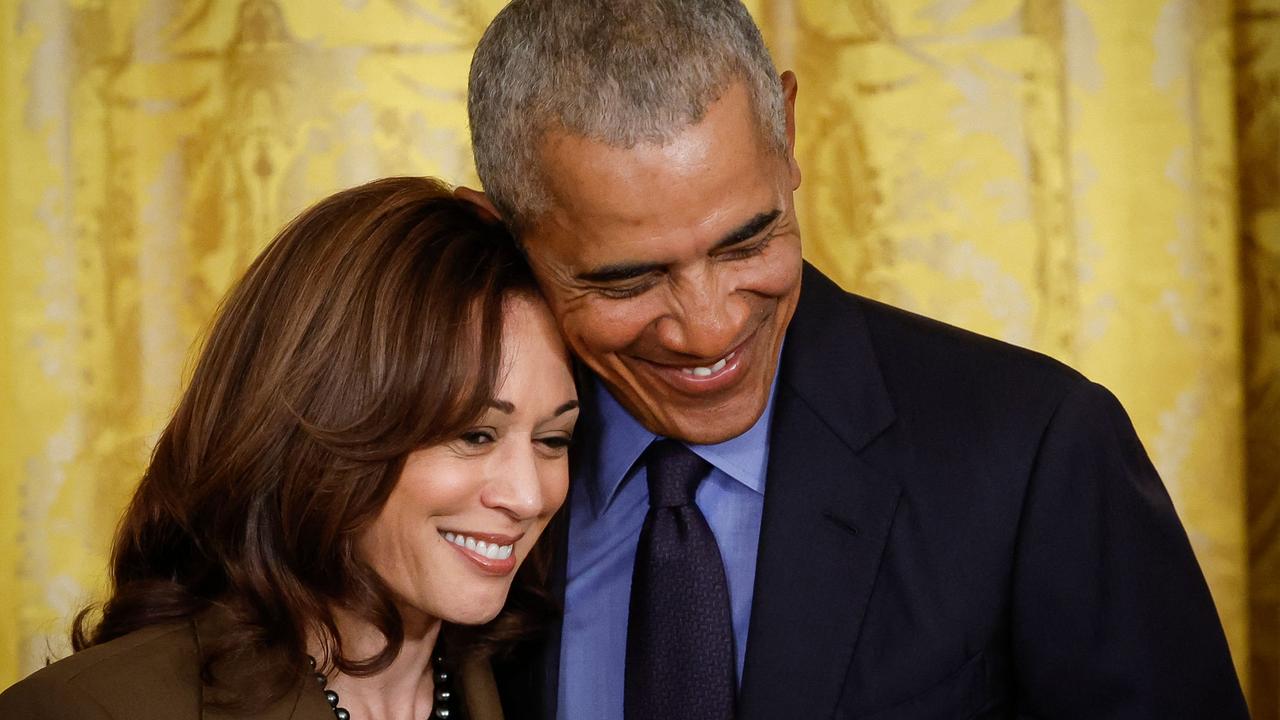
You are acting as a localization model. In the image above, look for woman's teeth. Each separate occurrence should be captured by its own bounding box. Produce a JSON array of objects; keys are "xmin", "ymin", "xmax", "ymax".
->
[
  {"xmin": 679, "ymin": 351, "xmax": 736, "ymax": 377},
  {"xmin": 443, "ymin": 532, "xmax": 513, "ymax": 560}
]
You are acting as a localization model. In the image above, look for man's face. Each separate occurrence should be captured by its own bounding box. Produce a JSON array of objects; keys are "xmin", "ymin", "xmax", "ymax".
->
[{"xmin": 521, "ymin": 76, "xmax": 803, "ymax": 444}]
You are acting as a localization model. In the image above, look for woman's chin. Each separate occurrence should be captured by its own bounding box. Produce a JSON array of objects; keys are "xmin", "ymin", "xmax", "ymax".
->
[
  {"xmin": 438, "ymin": 601, "xmax": 505, "ymax": 627},
  {"xmin": 416, "ymin": 585, "xmax": 511, "ymax": 627}
]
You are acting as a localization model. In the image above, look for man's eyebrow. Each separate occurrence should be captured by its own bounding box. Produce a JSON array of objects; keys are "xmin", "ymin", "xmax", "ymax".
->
[
  {"xmin": 575, "ymin": 261, "xmax": 659, "ymax": 284},
  {"xmin": 710, "ymin": 209, "xmax": 782, "ymax": 252},
  {"xmin": 574, "ymin": 209, "xmax": 783, "ymax": 284}
]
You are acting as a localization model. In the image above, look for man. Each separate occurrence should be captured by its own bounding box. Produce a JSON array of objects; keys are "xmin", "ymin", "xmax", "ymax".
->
[{"xmin": 461, "ymin": 1, "xmax": 1249, "ymax": 718}]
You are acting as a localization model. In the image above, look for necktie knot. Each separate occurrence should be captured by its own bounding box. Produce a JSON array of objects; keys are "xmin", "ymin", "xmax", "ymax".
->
[{"xmin": 644, "ymin": 439, "xmax": 710, "ymax": 508}]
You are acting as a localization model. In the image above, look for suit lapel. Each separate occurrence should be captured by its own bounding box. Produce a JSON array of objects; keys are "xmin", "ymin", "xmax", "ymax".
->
[{"xmin": 738, "ymin": 264, "xmax": 900, "ymax": 720}]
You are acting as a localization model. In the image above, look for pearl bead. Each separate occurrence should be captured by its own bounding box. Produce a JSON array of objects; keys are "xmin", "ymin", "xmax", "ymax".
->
[{"xmin": 306, "ymin": 652, "xmax": 452, "ymax": 720}]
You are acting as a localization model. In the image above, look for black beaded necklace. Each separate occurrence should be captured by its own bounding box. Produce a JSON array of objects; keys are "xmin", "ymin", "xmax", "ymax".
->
[{"xmin": 308, "ymin": 653, "xmax": 455, "ymax": 720}]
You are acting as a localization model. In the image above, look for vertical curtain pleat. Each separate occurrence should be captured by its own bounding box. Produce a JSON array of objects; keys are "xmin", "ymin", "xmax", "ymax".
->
[{"xmin": 1238, "ymin": 1, "xmax": 1280, "ymax": 716}]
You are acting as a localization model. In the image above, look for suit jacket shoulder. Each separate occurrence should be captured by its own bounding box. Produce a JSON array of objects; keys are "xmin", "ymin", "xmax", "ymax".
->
[
  {"xmin": 777, "ymin": 267, "xmax": 1090, "ymax": 479},
  {"xmin": 851, "ymin": 285, "xmax": 1085, "ymax": 425},
  {"xmin": 0, "ymin": 622, "xmax": 201, "ymax": 720}
]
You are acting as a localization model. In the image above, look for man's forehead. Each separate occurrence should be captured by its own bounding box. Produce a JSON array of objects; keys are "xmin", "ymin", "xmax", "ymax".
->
[
  {"xmin": 538, "ymin": 86, "xmax": 771, "ymax": 192},
  {"xmin": 524, "ymin": 201, "xmax": 784, "ymax": 283},
  {"xmin": 530, "ymin": 154, "xmax": 781, "ymax": 252},
  {"xmin": 535, "ymin": 130, "xmax": 716, "ymax": 214}
]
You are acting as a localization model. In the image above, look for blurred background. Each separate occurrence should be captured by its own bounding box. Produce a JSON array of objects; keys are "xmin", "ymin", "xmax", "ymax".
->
[{"xmin": 0, "ymin": 0, "xmax": 1276, "ymax": 714}]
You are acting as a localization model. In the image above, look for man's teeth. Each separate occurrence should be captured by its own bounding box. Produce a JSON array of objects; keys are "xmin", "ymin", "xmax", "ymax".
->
[
  {"xmin": 442, "ymin": 532, "xmax": 514, "ymax": 560},
  {"xmin": 679, "ymin": 351, "xmax": 736, "ymax": 377}
]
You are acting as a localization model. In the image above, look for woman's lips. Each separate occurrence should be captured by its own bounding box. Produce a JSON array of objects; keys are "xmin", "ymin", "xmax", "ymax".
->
[{"xmin": 439, "ymin": 530, "xmax": 519, "ymax": 576}]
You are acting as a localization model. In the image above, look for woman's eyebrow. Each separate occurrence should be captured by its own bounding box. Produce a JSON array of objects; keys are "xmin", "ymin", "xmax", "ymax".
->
[
  {"xmin": 553, "ymin": 400, "xmax": 580, "ymax": 417},
  {"xmin": 488, "ymin": 399, "xmax": 579, "ymax": 416}
]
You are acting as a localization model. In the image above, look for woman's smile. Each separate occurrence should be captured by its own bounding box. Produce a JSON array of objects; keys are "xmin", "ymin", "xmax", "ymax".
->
[{"xmin": 439, "ymin": 530, "xmax": 522, "ymax": 574}]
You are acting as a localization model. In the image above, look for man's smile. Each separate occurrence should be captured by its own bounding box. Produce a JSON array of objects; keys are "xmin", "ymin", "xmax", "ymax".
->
[{"xmin": 629, "ymin": 326, "xmax": 761, "ymax": 397}]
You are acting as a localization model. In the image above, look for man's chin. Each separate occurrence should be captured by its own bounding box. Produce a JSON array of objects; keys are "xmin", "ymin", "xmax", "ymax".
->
[
  {"xmin": 666, "ymin": 423, "xmax": 756, "ymax": 445},
  {"xmin": 644, "ymin": 404, "xmax": 765, "ymax": 445}
]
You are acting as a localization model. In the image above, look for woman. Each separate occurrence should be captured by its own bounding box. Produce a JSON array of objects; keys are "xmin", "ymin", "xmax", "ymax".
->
[{"xmin": 0, "ymin": 177, "xmax": 578, "ymax": 720}]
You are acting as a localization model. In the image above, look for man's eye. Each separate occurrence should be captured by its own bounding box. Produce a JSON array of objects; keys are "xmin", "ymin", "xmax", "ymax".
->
[
  {"xmin": 595, "ymin": 282, "xmax": 654, "ymax": 299},
  {"xmin": 721, "ymin": 234, "xmax": 774, "ymax": 261}
]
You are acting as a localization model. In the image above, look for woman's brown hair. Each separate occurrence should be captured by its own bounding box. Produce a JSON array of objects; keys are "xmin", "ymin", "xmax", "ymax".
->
[{"xmin": 72, "ymin": 176, "xmax": 548, "ymax": 710}]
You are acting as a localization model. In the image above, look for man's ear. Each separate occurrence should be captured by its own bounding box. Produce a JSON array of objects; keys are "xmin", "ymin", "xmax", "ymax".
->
[
  {"xmin": 453, "ymin": 185, "xmax": 502, "ymax": 224},
  {"xmin": 780, "ymin": 70, "xmax": 801, "ymax": 188}
]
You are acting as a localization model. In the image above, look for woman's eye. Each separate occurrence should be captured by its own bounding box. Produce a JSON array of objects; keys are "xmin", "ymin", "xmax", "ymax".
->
[
  {"xmin": 460, "ymin": 429, "xmax": 496, "ymax": 446},
  {"xmin": 537, "ymin": 435, "xmax": 573, "ymax": 451}
]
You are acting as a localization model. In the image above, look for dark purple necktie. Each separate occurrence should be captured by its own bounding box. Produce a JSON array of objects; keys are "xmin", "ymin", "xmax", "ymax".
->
[{"xmin": 624, "ymin": 439, "xmax": 736, "ymax": 720}]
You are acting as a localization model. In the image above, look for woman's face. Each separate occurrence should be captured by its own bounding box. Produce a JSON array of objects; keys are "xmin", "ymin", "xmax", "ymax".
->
[{"xmin": 360, "ymin": 294, "xmax": 579, "ymax": 627}]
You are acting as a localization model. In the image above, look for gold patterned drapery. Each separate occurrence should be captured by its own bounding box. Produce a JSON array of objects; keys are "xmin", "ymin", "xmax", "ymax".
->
[{"xmin": 1, "ymin": 0, "xmax": 1277, "ymax": 715}]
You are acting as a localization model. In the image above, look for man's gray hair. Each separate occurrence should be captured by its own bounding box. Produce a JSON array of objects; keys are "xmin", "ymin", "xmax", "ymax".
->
[{"xmin": 468, "ymin": 0, "xmax": 786, "ymax": 229}]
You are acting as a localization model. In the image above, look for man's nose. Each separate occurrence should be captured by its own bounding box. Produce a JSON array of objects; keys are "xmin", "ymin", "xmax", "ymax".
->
[{"xmin": 655, "ymin": 272, "xmax": 749, "ymax": 359}]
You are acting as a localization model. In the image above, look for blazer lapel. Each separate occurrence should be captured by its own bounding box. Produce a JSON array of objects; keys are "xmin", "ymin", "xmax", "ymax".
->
[
  {"xmin": 194, "ymin": 610, "xmax": 333, "ymax": 720},
  {"xmin": 738, "ymin": 264, "xmax": 900, "ymax": 720}
]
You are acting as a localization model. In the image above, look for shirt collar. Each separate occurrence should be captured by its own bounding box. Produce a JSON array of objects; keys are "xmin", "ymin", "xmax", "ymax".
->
[{"xmin": 582, "ymin": 363, "xmax": 780, "ymax": 517}]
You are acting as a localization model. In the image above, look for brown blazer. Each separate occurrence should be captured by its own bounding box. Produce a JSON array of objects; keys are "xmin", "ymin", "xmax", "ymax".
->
[{"xmin": 0, "ymin": 615, "xmax": 504, "ymax": 720}]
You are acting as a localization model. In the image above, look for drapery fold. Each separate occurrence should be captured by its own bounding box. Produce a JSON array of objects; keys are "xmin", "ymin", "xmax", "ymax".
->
[{"xmin": 1, "ymin": 0, "xmax": 1276, "ymax": 714}]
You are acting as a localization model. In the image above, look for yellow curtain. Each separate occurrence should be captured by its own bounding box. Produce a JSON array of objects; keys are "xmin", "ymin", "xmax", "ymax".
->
[
  {"xmin": 1240, "ymin": 4, "xmax": 1280, "ymax": 718},
  {"xmin": 1, "ymin": 0, "xmax": 1276, "ymax": 714}
]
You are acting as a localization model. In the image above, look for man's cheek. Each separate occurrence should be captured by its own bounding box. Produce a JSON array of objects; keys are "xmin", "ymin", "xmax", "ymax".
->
[
  {"xmin": 571, "ymin": 307, "xmax": 651, "ymax": 352},
  {"xmin": 574, "ymin": 324, "xmax": 640, "ymax": 356},
  {"xmin": 756, "ymin": 263, "xmax": 801, "ymax": 300},
  {"xmin": 562, "ymin": 316, "xmax": 626, "ymax": 357}
]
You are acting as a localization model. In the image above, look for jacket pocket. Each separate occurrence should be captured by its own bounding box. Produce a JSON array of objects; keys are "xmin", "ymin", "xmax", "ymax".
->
[{"xmin": 842, "ymin": 649, "xmax": 1006, "ymax": 720}]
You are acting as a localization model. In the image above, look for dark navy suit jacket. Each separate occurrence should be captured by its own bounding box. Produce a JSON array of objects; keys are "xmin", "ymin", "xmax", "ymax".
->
[{"xmin": 498, "ymin": 263, "xmax": 1247, "ymax": 719}]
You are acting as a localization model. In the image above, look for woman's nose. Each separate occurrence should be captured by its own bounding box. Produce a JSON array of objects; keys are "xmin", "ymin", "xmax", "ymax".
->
[{"xmin": 481, "ymin": 443, "xmax": 546, "ymax": 520}]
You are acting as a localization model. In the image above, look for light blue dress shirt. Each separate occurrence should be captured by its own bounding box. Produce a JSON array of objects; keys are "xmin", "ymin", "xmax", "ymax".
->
[{"xmin": 556, "ymin": 374, "xmax": 777, "ymax": 720}]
